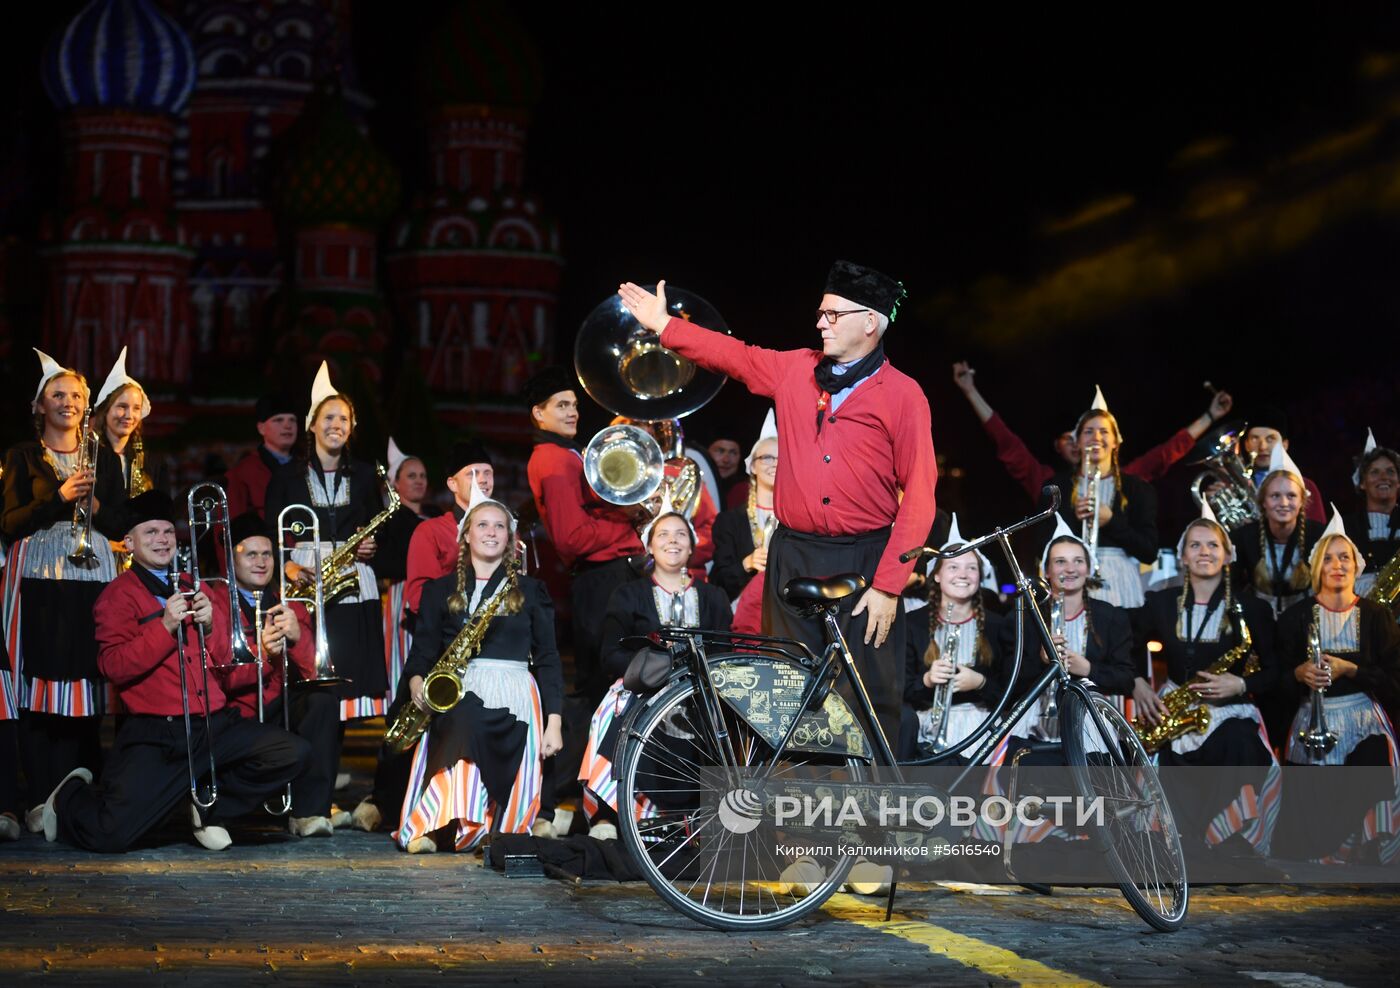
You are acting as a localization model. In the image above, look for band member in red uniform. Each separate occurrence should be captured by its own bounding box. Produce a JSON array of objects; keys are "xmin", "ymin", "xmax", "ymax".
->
[
  {"xmin": 350, "ymin": 441, "xmax": 494, "ymax": 833},
  {"xmin": 3, "ymin": 350, "xmax": 126, "ymax": 829},
  {"xmin": 207, "ymin": 512, "xmax": 340, "ymax": 838},
  {"xmin": 524, "ymin": 366, "xmax": 643, "ymax": 701},
  {"xmin": 224, "ymin": 393, "xmax": 300, "ymax": 520},
  {"xmin": 41, "ymin": 491, "xmax": 307, "ymax": 852},
  {"xmin": 619, "ymin": 261, "xmax": 937, "ymax": 749}
]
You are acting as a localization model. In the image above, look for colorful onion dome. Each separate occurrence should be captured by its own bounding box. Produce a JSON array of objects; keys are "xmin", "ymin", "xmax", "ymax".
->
[
  {"xmin": 274, "ymin": 86, "xmax": 401, "ymax": 231},
  {"xmin": 42, "ymin": 0, "xmax": 197, "ymax": 116},
  {"xmin": 416, "ymin": 1, "xmax": 544, "ymax": 111}
]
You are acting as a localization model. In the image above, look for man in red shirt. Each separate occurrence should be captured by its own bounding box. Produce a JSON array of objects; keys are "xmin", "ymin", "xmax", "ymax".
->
[
  {"xmin": 41, "ymin": 491, "xmax": 308, "ymax": 852},
  {"xmin": 225, "ymin": 393, "xmax": 300, "ymax": 519},
  {"xmin": 207, "ymin": 512, "xmax": 339, "ymax": 838},
  {"xmin": 524, "ymin": 367, "xmax": 644, "ymax": 701},
  {"xmin": 619, "ymin": 261, "xmax": 937, "ymax": 751}
]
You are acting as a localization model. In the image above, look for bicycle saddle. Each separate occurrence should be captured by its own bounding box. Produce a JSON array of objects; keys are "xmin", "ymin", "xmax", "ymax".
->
[{"xmin": 781, "ymin": 573, "xmax": 867, "ymax": 609}]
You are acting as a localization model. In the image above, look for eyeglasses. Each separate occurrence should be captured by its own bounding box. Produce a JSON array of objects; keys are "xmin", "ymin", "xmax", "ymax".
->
[
  {"xmin": 752, "ymin": 455, "xmax": 778, "ymax": 466},
  {"xmin": 816, "ymin": 308, "xmax": 870, "ymax": 325}
]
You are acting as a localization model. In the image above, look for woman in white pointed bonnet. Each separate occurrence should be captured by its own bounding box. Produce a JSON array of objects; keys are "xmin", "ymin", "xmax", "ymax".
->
[{"xmin": 92, "ymin": 346, "xmax": 154, "ymax": 497}]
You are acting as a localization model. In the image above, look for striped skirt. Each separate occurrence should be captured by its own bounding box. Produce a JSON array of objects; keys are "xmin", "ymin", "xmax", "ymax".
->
[
  {"xmin": 578, "ymin": 678, "xmax": 656, "ymax": 822},
  {"xmin": 382, "ymin": 580, "xmax": 411, "ymax": 705},
  {"xmin": 394, "ymin": 659, "xmax": 542, "ymax": 852},
  {"xmin": 1, "ymin": 529, "xmax": 115, "ymax": 719},
  {"xmin": 1089, "ymin": 547, "xmax": 1145, "ymax": 610}
]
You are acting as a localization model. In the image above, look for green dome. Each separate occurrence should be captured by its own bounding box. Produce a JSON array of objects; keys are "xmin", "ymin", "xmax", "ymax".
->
[
  {"xmin": 417, "ymin": 1, "xmax": 544, "ymax": 111},
  {"xmin": 275, "ymin": 88, "xmax": 402, "ymax": 230}
]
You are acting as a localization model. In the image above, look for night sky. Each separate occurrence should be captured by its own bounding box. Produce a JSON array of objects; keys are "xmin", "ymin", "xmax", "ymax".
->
[{"xmin": 5, "ymin": 2, "xmax": 1400, "ymax": 542}]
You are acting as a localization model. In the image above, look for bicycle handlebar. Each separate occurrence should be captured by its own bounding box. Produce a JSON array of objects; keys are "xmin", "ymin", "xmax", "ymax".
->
[{"xmin": 899, "ymin": 485, "xmax": 1062, "ymax": 563}]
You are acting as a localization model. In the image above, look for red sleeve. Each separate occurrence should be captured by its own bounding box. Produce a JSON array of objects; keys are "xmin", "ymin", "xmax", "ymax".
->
[
  {"xmin": 405, "ymin": 520, "xmax": 443, "ymax": 615},
  {"xmin": 659, "ymin": 317, "xmax": 787, "ymax": 398},
  {"xmin": 873, "ymin": 381, "xmax": 938, "ymax": 595},
  {"xmin": 982, "ymin": 413, "xmax": 1053, "ymax": 502},
  {"xmin": 688, "ymin": 486, "xmax": 718, "ymax": 582},
  {"xmin": 1123, "ymin": 428, "xmax": 1194, "ymax": 483},
  {"xmin": 529, "ymin": 446, "xmax": 637, "ymax": 566},
  {"xmin": 1305, "ymin": 478, "xmax": 1326, "ymax": 523},
  {"xmin": 732, "ymin": 573, "xmax": 764, "ymax": 635},
  {"xmin": 95, "ymin": 576, "xmax": 177, "ymax": 686}
]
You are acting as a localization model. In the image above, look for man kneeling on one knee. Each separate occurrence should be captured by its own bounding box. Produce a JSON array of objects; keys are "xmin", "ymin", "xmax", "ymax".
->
[{"xmin": 42, "ymin": 491, "xmax": 309, "ymax": 852}]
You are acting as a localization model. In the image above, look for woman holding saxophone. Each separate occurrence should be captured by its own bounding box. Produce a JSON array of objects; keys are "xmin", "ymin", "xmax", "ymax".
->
[
  {"xmin": 1131, "ymin": 510, "xmax": 1279, "ymax": 858},
  {"xmin": 1274, "ymin": 512, "xmax": 1400, "ymax": 863},
  {"xmin": 92, "ymin": 346, "xmax": 156, "ymax": 497},
  {"xmin": 901, "ymin": 514, "xmax": 1008, "ymax": 762},
  {"xmin": 2, "ymin": 350, "xmax": 126, "ymax": 826},
  {"xmin": 265, "ymin": 362, "xmax": 388, "ymax": 729},
  {"xmin": 394, "ymin": 490, "xmax": 563, "ymax": 853}
]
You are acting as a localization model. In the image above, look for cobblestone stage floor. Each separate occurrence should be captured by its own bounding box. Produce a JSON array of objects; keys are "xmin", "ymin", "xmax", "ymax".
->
[{"xmin": 3, "ymin": 723, "xmax": 1396, "ymax": 986}]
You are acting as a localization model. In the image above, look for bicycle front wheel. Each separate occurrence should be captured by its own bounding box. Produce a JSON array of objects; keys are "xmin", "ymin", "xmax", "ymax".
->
[
  {"xmin": 617, "ymin": 678, "xmax": 863, "ymax": 931},
  {"xmin": 1061, "ymin": 688, "xmax": 1189, "ymax": 932}
]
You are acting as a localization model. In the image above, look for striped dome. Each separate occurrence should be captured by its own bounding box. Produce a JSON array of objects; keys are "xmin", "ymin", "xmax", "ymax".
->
[
  {"xmin": 42, "ymin": 0, "xmax": 197, "ymax": 116},
  {"xmin": 417, "ymin": 1, "xmax": 544, "ymax": 111}
]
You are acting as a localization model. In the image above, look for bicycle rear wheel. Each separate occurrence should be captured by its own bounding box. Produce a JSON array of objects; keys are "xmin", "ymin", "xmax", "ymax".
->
[
  {"xmin": 1061, "ymin": 688, "xmax": 1189, "ymax": 931},
  {"xmin": 617, "ymin": 678, "xmax": 863, "ymax": 931}
]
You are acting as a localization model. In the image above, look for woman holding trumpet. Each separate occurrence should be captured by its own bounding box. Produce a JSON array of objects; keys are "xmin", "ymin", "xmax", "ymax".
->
[
  {"xmin": 2, "ymin": 349, "xmax": 126, "ymax": 828},
  {"xmin": 395, "ymin": 487, "xmax": 564, "ymax": 853},
  {"xmin": 1274, "ymin": 511, "xmax": 1400, "ymax": 863}
]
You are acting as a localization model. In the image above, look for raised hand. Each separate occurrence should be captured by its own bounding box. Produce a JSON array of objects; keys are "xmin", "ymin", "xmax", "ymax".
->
[{"xmin": 618, "ymin": 280, "xmax": 671, "ymax": 333}]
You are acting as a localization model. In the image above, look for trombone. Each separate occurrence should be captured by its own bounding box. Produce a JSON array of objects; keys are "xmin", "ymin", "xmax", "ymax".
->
[
  {"xmin": 67, "ymin": 408, "xmax": 101, "ymax": 568},
  {"xmin": 277, "ymin": 504, "xmax": 346, "ymax": 687},
  {"xmin": 187, "ymin": 483, "xmax": 259, "ymax": 670},
  {"xmin": 169, "ymin": 549, "xmax": 218, "ymax": 811},
  {"xmin": 253, "ymin": 594, "xmax": 294, "ymax": 816}
]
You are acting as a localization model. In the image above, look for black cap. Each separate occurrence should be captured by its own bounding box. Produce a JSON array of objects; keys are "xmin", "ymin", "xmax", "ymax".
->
[
  {"xmin": 447, "ymin": 439, "xmax": 493, "ymax": 475},
  {"xmin": 824, "ymin": 260, "xmax": 907, "ymax": 322},
  {"xmin": 120, "ymin": 490, "xmax": 178, "ymax": 533},
  {"xmin": 522, "ymin": 366, "xmax": 576, "ymax": 411},
  {"xmin": 1248, "ymin": 405, "xmax": 1290, "ymax": 440},
  {"xmin": 228, "ymin": 511, "xmax": 271, "ymax": 548},
  {"xmin": 255, "ymin": 391, "xmax": 299, "ymax": 423}
]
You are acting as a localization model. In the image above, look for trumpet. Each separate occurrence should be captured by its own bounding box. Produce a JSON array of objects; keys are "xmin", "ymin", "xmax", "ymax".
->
[
  {"xmin": 278, "ymin": 505, "xmax": 347, "ymax": 687},
  {"xmin": 1298, "ymin": 605, "xmax": 1339, "ymax": 758},
  {"xmin": 170, "ymin": 550, "xmax": 218, "ymax": 810},
  {"xmin": 925, "ymin": 600, "xmax": 959, "ymax": 751},
  {"xmin": 67, "ymin": 408, "xmax": 101, "ymax": 568},
  {"xmin": 1080, "ymin": 450, "xmax": 1104, "ymax": 588}
]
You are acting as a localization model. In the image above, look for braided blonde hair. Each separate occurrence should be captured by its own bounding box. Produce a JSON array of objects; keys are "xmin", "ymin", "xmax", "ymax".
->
[
  {"xmin": 1069, "ymin": 410, "xmax": 1128, "ymax": 513},
  {"xmin": 1252, "ymin": 473, "xmax": 1309, "ymax": 594},
  {"xmin": 923, "ymin": 546, "xmax": 993, "ymax": 668},
  {"xmin": 448, "ymin": 503, "xmax": 524, "ymax": 617}
]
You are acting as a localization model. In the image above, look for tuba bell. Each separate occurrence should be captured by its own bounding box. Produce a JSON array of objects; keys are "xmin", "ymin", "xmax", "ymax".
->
[
  {"xmin": 1188, "ymin": 422, "xmax": 1261, "ymax": 530},
  {"xmin": 574, "ymin": 285, "xmax": 729, "ymax": 511}
]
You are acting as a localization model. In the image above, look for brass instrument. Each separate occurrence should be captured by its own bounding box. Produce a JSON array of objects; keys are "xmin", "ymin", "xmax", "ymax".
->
[
  {"xmin": 170, "ymin": 553, "xmax": 219, "ymax": 810},
  {"xmin": 1364, "ymin": 545, "xmax": 1400, "ymax": 620},
  {"xmin": 254, "ymin": 595, "xmax": 294, "ymax": 816},
  {"xmin": 1081, "ymin": 454, "xmax": 1104, "ymax": 587},
  {"xmin": 278, "ymin": 504, "xmax": 346, "ymax": 687},
  {"xmin": 383, "ymin": 570, "xmax": 518, "ymax": 754},
  {"xmin": 1133, "ymin": 600, "xmax": 1259, "ymax": 754},
  {"xmin": 1297, "ymin": 605, "xmax": 1339, "ymax": 758},
  {"xmin": 1037, "ymin": 592, "xmax": 1066, "ymax": 738},
  {"xmin": 574, "ymin": 285, "xmax": 728, "ymax": 514},
  {"xmin": 1188, "ymin": 425, "xmax": 1261, "ymax": 530},
  {"xmin": 67, "ymin": 408, "xmax": 101, "ymax": 568},
  {"xmin": 127, "ymin": 431, "xmax": 151, "ymax": 496},
  {"xmin": 925, "ymin": 600, "xmax": 959, "ymax": 750},
  {"xmin": 308, "ymin": 464, "xmax": 401, "ymax": 606},
  {"xmin": 187, "ymin": 482, "xmax": 258, "ymax": 669}
]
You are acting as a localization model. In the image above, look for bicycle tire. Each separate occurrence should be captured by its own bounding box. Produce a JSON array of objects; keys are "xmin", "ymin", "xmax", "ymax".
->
[
  {"xmin": 1060, "ymin": 688, "xmax": 1189, "ymax": 932},
  {"xmin": 617, "ymin": 677, "xmax": 863, "ymax": 931}
]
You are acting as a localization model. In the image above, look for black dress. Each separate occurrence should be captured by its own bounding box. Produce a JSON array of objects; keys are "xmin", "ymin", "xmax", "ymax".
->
[
  {"xmin": 1042, "ymin": 470, "xmax": 1157, "ymax": 608},
  {"xmin": 265, "ymin": 459, "xmax": 389, "ymax": 719},
  {"xmin": 710, "ymin": 507, "xmax": 758, "ymax": 601},
  {"xmin": 1231, "ymin": 519, "xmax": 1323, "ymax": 618},
  {"xmin": 376, "ymin": 503, "xmax": 445, "ymax": 703},
  {"xmin": 902, "ymin": 605, "xmax": 1010, "ymax": 762}
]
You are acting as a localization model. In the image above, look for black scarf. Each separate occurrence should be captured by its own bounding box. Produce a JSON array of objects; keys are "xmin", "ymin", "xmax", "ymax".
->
[
  {"xmin": 533, "ymin": 430, "xmax": 582, "ymax": 454},
  {"xmin": 133, "ymin": 563, "xmax": 178, "ymax": 601},
  {"xmin": 813, "ymin": 343, "xmax": 885, "ymax": 433}
]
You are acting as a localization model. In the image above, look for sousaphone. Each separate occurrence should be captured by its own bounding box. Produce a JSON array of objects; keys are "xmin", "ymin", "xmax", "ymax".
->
[{"xmin": 575, "ymin": 285, "xmax": 730, "ymax": 506}]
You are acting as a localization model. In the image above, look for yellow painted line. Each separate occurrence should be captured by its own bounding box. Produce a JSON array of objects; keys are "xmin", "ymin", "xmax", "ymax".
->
[{"xmin": 823, "ymin": 892, "xmax": 1104, "ymax": 987}]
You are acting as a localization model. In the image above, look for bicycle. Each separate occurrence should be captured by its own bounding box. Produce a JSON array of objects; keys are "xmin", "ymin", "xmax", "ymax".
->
[{"xmin": 614, "ymin": 486, "xmax": 1187, "ymax": 932}]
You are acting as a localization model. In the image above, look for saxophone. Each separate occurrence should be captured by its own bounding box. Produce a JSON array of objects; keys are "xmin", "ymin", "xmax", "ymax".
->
[
  {"xmin": 383, "ymin": 570, "xmax": 517, "ymax": 754},
  {"xmin": 1364, "ymin": 545, "xmax": 1400, "ymax": 620},
  {"xmin": 1133, "ymin": 599, "xmax": 1259, "ymax": 754},
  {"xmin": 307, "ymin": 464, "xmax": 401, "ymax": 606}
]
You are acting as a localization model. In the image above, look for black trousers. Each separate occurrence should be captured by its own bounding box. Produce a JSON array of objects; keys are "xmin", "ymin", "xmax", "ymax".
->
[
  {"xmin": 570, "ymin": 558, "xmax": 640, "ymax": 701},
  {"xmin": 762, "ymin": 526, "xmax": 905, "ymax": 760},
  {"xmin": 19, "ymin": 711, "xmax": 102, "ymax": 808},
  {"xmin": 262, "ymin": 688, "xmax": 340, "ymax": 817},
  {"xmin": 0, "ymin": 720, "xmax": 18, "ymax": 818},
  {"xmin": 54, "ymin": 709, "xmax": 308, "ymax": 852}
]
